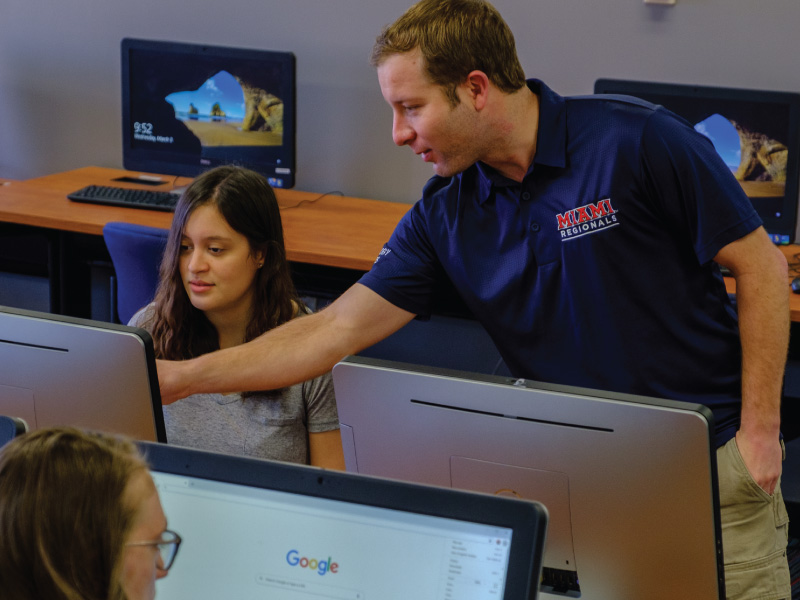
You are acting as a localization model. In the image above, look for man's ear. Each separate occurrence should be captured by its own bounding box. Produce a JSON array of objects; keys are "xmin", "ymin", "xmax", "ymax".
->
[{"xmin": 463, "ymin": 70, "xmax": 490, "ymax": 110}]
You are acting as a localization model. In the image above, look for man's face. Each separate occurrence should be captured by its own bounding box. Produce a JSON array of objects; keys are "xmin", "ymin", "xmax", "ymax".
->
[{"xmin": 377, "ymin": 49, "xmax": 481, "ymax": 178}]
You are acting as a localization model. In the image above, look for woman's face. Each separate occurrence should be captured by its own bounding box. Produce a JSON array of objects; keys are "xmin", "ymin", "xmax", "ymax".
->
[
  {"xmin": 178, "ymin": 203, "xmax": 264, "ymax": 325},
  {"xmin": 120, "ymin": 473, "xmax": 169, "ymax": 600}
]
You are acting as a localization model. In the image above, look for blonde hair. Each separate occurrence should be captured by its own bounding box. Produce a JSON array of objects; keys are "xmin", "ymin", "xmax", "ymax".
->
[
  {"xmin": 0, "ymin": 427, "xmax": 149, "ymax": 600},
  {"xmin": 371, "ymin": 0, "xmax": 526, "ymax": 105}
]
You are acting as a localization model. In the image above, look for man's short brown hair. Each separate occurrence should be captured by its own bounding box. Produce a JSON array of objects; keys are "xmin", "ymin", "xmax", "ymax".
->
[{"xmin": 371, "ymin": 0, "xmax": 526, "ymax": 105}]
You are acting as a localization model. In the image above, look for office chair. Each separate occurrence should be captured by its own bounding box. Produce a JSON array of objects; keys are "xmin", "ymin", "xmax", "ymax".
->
[
  {"xmin": 103, "ymin": 222, "xmax": 169, "ymax": 324},
  {"xmin": 0, "ymin": 416, "xmax": 28, "ymax": 447}
]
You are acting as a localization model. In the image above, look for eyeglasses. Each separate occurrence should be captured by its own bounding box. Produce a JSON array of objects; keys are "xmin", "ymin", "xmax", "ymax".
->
[{"xmin": 126, "ymin": 529, "xmax": 182, "ymax": 571}]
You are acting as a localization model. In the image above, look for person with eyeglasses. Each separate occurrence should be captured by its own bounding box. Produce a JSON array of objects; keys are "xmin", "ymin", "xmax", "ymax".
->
[{"xmin": 0, "ymin": 426, "xmax": 181, "ymax": 600}]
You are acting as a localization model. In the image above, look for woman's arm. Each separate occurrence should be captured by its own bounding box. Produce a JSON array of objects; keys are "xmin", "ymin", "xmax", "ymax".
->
[{"xmin": 309, "ymin": 430, "xmax": 346, "ymax": 470}]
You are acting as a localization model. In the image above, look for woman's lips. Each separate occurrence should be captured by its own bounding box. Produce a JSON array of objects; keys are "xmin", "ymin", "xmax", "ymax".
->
[{"xmin": 189, "ymin": 280, "xmax": 213, "ymax": 294}]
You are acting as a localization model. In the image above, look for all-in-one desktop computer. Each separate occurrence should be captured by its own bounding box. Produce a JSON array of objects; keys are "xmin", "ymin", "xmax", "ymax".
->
[{"xmin": 333, "ymin": 356, "xmax": 724, "ymax": 600}]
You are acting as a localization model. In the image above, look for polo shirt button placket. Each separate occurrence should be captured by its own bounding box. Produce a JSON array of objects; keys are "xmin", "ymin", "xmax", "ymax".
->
[{"xmin": 530, "ymin": 222, "xmax": 540, "ymax": 232}]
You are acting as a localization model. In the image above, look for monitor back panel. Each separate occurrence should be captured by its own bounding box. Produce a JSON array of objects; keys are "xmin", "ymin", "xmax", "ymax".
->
[
  {"xmin": 0, "ymin": 306, "xmax": 165, "ymax": 441},
  {"xmin": 333, "ymin": 356, "xmax": 724, "ymax": 600},
  {"xmin": 142, "ymin": 442, "xmax": 548, "ymax": 600}
]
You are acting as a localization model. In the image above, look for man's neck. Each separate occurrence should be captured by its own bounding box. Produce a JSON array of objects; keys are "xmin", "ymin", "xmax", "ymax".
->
[{"xmin": 481, "ymin": 86, "xmax": 539, "ymax": 183}]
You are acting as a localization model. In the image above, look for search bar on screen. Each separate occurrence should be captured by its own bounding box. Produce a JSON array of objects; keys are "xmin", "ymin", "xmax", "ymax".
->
[{"xmin": 256, "ymin": 573, "xmax": 365, "ymax": 599}]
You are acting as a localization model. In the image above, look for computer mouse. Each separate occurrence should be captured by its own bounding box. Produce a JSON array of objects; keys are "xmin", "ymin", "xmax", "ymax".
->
[{"xmin": 791, "ymin": 277, "xmax": 800, "ymax": 294}]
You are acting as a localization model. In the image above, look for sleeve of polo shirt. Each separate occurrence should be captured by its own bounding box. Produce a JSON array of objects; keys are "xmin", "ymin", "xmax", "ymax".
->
[
  {"xmin": 357, "ymin": 197, "xmax": 440, "ymax": 318},
  {"xmin": 638, "ymin": 108, "xmax": 762, "ymax": 265}
]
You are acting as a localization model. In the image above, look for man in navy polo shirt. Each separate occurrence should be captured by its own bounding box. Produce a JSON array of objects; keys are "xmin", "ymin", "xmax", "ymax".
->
[{"xmin": 157, "ymin": 0, "xmax": 791, "ymax": 596}]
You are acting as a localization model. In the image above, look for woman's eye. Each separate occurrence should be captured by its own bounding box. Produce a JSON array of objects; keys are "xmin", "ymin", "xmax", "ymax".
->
[{"xmin": 209, "ymin": 247, "xmax": 224, "ymax": 254}]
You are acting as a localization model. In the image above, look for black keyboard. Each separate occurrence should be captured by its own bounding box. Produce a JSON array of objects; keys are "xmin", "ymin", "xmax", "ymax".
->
[
  {"xmin": 540, "ymin": 567, "xmax": 581, "ymax": 594},
  {"xmin": 67, "ymin": 185, "xmax": 181, "ymax": 212}
]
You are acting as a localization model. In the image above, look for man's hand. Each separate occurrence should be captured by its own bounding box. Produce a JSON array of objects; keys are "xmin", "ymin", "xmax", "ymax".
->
[
  {"xmin": 735, "ymin": 429, "xmax": 783, "ymax": 495},
  {"xmin": 156, "ymin": 359, "xmax": 193, "ymax": 405}
]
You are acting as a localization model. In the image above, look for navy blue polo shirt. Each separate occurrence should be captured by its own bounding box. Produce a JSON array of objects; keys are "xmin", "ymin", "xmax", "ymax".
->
[{"xmin": 360, "ymin": 79, "xmax": 761, "ymax": 447}]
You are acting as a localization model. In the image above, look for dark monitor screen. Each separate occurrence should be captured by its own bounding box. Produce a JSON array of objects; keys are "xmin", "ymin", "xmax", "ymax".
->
[
  {"xmin": 121, "ymin": 38, "xmax": 296, "ymax": 188},
  {"xmin": 594, "ymin": 78, "xmax": 800, "ymax": 244}
]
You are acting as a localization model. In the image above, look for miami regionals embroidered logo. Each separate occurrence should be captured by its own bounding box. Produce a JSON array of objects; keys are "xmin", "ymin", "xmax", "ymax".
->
[
  {"xmin": 374, "ymin": 246, "xmax": 392, "ymax": 264},
  {"xmin": 556, "ymin": 198, "xmax": 619, "ymax": 241}
]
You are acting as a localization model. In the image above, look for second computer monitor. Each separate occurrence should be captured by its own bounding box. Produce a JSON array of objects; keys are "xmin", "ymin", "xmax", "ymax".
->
[
  {"xmin": 143, "ymin": 441, "xmax": 548, "ymax": 600},
  {"xmin": 594, "ymin": 78, "xmax": 800, "ymax": 244},
  {"xmin": 121, "ymin": 38, "xmax": 296, "ymax": 189},
  {"xmin": 333, "ymin": 356, "xmax": 724, "ymax": 600},
  {"xmin": 0, "ymin": 306, "xmax": 165, "ymax": 442}
]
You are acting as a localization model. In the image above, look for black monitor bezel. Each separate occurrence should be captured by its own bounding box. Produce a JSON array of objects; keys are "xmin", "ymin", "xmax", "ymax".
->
[
  {"xmin": 140, "ymin": 441, "xmax": 548, "ymax": 600},
  {"xmin": 121, "ymin": 38, "xmax": 296, "ymax": 188},
  {"xmin": 594, "ymin": 78, "xmax": 800, "ymax": 244}
]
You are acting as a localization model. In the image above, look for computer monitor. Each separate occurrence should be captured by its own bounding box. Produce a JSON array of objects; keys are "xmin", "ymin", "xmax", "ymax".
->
[
  {"xmin": 0, "ymin": 306, "xmax": 165, "ymax": 442},
  {"xmin": 121, "ymin": 38, "xmax": 296, "ymax": 189},
  {"xmin": 332, "ymin": 356, "xmax": 724, "ymax": 600},
  {"xmin": 141, "ymin": 441, "xmax": 548, "ymax": 600},
  {"xmin": 593, "ymin": 78, "xmax": 800, "ymax": 244}
]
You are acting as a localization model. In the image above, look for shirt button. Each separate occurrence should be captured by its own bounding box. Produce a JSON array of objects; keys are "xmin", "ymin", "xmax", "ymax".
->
[
  {"xmin": 530, "ymin": 222, "xmax": 540, "ymax": 232},
  {"xmin": 521, "ymin": 192, "xmax": 531, "ymax": 201}
]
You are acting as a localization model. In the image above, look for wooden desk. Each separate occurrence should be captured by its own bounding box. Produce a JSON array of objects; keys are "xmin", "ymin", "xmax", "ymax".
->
[
  {"xmin": 0, "ymin": 167, "xmax": 410, "ymax": 318},
  {"xmin": 0, "ymin": 166, "xmax": 410, "ymax": 272},
  {"xmin": 3, "ymin": 167, "xmax": 800, "ymax": 322}
]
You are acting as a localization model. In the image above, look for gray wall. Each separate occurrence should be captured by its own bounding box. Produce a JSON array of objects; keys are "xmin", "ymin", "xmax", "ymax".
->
[{"xmin": 1, "ymin": 0, "xmax": 798, "ymax": 205}]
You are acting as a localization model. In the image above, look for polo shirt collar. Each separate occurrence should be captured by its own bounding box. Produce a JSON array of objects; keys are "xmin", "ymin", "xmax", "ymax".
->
[
  {"xmin": 474, "ymin": 79, "xmax": 567, "ymax": 204},
  {"xmin": 529, "ymin": 79, "xmax": 567, "ymax": 170}
]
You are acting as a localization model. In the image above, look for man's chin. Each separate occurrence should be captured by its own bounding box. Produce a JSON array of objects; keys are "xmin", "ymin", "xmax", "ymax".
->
[{"xmin": 432, "ymin": 162, "xmax": 468, "ymax": 178}]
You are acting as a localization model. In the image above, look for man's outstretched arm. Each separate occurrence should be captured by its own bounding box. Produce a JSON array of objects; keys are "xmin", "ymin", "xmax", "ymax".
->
[{"xmin": 157, "ymin": 283, "xmax": 416, "ymax": 404}]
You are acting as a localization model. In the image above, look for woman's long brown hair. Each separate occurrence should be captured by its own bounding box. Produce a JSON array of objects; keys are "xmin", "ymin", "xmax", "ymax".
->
[{"xmin": 150, "ymin": 165, "xmax": 300, "ymax": 360}]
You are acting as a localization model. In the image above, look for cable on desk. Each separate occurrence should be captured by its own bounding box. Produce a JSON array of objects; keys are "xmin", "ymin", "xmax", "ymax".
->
[{"xmin": 279, "ymin": 191, "xmax": 343, "ymax": 210}]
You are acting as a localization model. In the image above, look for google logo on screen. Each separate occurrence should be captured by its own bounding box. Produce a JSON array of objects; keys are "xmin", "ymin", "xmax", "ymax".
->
[{"xmin": 286, "ymin": 549, "xmax": 339, "ymax": 575}]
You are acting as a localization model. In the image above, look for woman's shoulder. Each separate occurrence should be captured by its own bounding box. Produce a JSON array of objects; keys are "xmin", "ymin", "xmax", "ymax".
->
[
  {"xmin": 127, "ymin": 302, "xmax": 157, "ymax": 330},
  {"xmin": 293, "ymin": 299, "xmax": 313, "ymax": 317}
]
